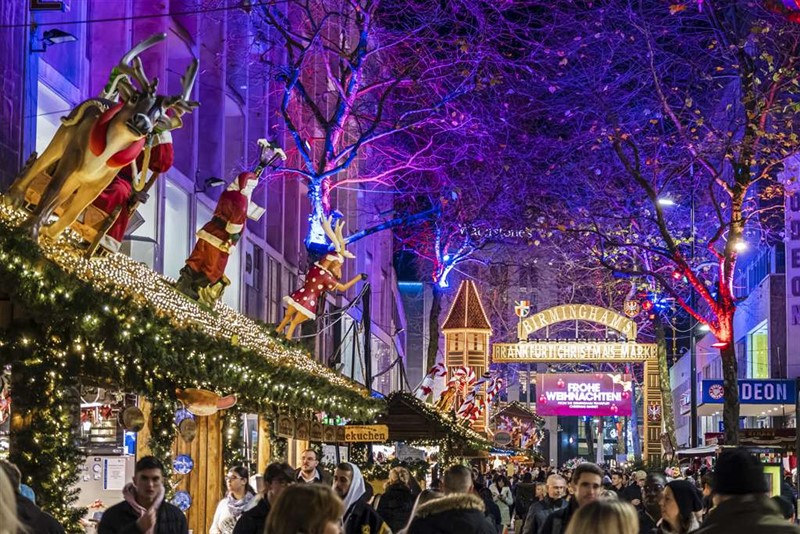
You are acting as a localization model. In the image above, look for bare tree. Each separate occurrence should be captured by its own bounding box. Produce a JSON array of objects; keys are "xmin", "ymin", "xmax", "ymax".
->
[{"xmin": 526, "ymin": 0, "xmax": 800, "ymax": 445}]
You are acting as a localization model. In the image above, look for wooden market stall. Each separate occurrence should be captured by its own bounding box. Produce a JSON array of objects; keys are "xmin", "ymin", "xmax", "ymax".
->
[{"xmin": 0, "ymin": 206, "xmax": 381, "ymax": 533}]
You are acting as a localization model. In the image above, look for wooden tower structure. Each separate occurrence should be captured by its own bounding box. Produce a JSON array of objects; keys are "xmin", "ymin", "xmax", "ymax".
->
[{"xmin": 442, "ymin": 280, "xmax": 492, "ymax": 432}]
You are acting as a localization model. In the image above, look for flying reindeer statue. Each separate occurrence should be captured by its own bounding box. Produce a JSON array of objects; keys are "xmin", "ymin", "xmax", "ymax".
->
[
  {"xmin": 176, "ymin": 139, "xmax": 286, "ymax": 306},
  {"xmin": 277, "ymin": 216, "xmax": 367, "ymax": 340},
  {"xmin": 4, "ymin": 33, "xmax": 198, "ymax": 242}
]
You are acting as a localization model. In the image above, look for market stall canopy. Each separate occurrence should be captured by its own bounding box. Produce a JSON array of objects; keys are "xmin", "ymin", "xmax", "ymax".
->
[
  {"xmin": 676, "ymin": 445, "xmax": 719, "ymax": 458},
  {"xmin": 377, "ymin": 392, "xmax": 491, "ymax": 450},
  {"xmin": 0, "ymin": 207, "xmax": 381, "ymax": 419},
  {"xmin": 491, "ymin": 401, "xmax": 544, "ymax": 425}
]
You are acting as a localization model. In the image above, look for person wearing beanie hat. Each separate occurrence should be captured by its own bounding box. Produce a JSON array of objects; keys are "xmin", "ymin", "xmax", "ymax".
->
[
  {"xmin": 660, "ymin": 480, "xmax": 702, "ymax": 533},
  {"xmin": 694, "ymin": 448, "xmax": 800, "ymax": 534}
]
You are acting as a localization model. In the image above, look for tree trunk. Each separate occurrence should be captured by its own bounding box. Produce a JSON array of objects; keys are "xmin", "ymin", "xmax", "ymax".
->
[
  {"xmin": 653, "ymin": 315, "xmax": 677, "ymax": 455},
  {"xmin": 304, "ymin": 177, "xmax": 330, "ymax": 256},
  {"xmin": 427, "ymin": 284, "xmax": 443, "ymax": 371},
  {"xmin": 721, "ymin": 342, "xmax": 740, "ymax": 445}
]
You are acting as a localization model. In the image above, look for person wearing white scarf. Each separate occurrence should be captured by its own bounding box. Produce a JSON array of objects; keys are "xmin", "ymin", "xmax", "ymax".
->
[{"xmin": 333, "ymin": 462, "xmax": 390, "ymax": 534}]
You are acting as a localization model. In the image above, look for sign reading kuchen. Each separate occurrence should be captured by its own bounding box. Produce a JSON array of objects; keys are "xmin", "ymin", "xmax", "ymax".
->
[
  {"xmin": 493, "ymin": 341, "xmax": 657, "ymax": 363},
  {"xmin": 536, "ymin": 374, "xmax": 633, "ymax": 416},
  {"xmin": 701, "ymin": 380, "xmax": 796, "ymax": 405},
  {"xmin": 343, "ymin": 425, "xmax": 389, "ymax": 443}
]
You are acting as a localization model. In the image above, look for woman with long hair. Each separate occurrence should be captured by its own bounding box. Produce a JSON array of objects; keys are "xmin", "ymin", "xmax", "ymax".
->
[
  {"xmin": 490, "ymin": 475, "xmax": 514, "ymax": 530},
  {"xmin": 660, "ymin": 480, "xmax": 702, "ymax": 534},
  {"xmin": 564, "ymin": 499, "xmax": 639, "ymax": 534},
  {"xmin": 264, "ymin": 484, "xmax": 343, "ymax": 534},
  {"xmin": 210, "ymin": 466, "xmax": 257, "ymax": 534}
]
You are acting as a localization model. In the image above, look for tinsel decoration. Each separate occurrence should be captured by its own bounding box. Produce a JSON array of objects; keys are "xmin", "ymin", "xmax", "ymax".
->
[{"xmin": 147, "ymin": 397, "xmax": 177, "ymax": 495}]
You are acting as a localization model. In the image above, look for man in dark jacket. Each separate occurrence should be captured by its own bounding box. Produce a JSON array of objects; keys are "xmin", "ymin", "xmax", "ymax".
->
[
  {"xmin": 295, "ymin": 448, "xmax": 333, "ymax": 485},
  {"xmin": 407, "ymin": 464, "xmax": 497, "ymax": 534},
  {"xmin": 694, "ymin": 448, "xmax": 800, "ymax": 534},
  {"xmin": 233, "ymin": 462, "xmax": 294, "ymax": 534},
  {"xmin": 638, "ymin": 472, "xmax": 666, "ymax": 534},
  {"xmin": 0, "ymin": 460, "xmax": 65, "ymax": 534},
  {"xmin": 334, "ymin": 462, "xmax": 390, "ymax": 534},
  {"xmin": 620, "ymin": 470, "xmax": 646, "ymax": 509},
  {"xmin": 522, "ymin": 474, "xmax": 567, "ymax": 534},
  {"xmin": 540, "ymin": 463, "xmax": 603, "ymax": 534},
  {"xmin": 514, "ymin": 472, "xmax": 537, "ymax": 533},
  {"xmin": 98, "ymin": 456, "xmax": 188, "ymax": 534}
]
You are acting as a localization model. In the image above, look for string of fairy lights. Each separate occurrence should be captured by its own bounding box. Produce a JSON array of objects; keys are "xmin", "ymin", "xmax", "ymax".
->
[{"xmin": 0, "ymin": 202, "xmax": 382, "ymax": 420}]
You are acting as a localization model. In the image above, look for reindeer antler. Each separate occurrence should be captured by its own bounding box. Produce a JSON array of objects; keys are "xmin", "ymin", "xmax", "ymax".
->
[
  {"xmin": 116, "ymin": 33, "xmax": 166, "ymax": 92},
  {"xmin": 321, "ymin": 216, "xmax": 355, "ymax": 260},
  {"xmin": 160, "ymin": 59, "xmax": 200, "ymax": 131}
]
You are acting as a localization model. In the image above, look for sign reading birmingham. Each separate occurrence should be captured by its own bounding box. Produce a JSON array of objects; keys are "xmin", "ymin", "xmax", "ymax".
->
[{"xmin": 537, "ymin": 374, "xmax": 633, "ymax": 417}]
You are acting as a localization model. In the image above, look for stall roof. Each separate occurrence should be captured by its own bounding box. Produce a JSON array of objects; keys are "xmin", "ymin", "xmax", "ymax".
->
[
  {"xmin": 377, "ymin": 392, "xmax": 491, "ymax": 448},
  {"xmin": 676, "ymin": 445, "xmax": 719, "ymax": 458},
  {"xmin": 492, "ymin": 402, "xmax": 544, "ymax": 424}
]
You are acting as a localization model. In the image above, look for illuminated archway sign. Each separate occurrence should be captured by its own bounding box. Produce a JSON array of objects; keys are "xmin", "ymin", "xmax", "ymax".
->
[
  {"xmin": 493, "ymin": 303, "xmax": 662, "ymax": 464},
  {"xmin": 517, "ymin": 304, "xmax": 637, "ymax": 340}
]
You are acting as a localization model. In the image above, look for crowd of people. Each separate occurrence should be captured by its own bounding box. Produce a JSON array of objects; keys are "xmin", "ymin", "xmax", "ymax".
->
[{"xmin": 1, "ymin": 447, "xmax": 800, "ymax": 534}]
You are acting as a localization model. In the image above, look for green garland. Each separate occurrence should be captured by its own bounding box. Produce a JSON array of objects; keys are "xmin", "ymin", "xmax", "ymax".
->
[
  {"xmin": 222, "ymin": 407, "xmax": 250, "ymax": 472},
  {"xmin": 147, "ymin": 397, "xmax": 177, "ymax": 495},
  {"xmin": 0, "ymin": 215, "xmax": 385, "ymax": 525},
  {"xmin": 0, "ymin": 217, "xmax": 382, "ymax": 421},
  {"xmin": 383, "ymin": 392, "xmax": 492, "ymax": 451},
  {"xmin": 8, "ymin": 342, "xmax": 86, "ymax": 532}
]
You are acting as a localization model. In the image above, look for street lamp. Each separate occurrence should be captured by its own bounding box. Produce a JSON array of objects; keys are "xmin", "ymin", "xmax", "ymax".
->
[{"xmin": 657, "ymin": 197, "xmax": 676, "ymax": 207}]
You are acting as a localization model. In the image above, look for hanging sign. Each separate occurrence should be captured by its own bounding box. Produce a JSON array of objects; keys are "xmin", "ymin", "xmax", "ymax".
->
[
  {"xmin": 781, "ymin": 156, "xmax": 800, "ymax": 378},
  {"xmin": 323, "ymin": 425, "xmax": 338, "ymax": 442},
  {"xmin": 276, "ymin": 415, "xmax": 294, "ymax": 438},
  {"xmin": 343, "ymin": 425, "xmax": 389, "ymax": 443},
  {"xmin": 624, "ymin": 300, "xmax": 641, "ymax": 318},
  {"xmin": 310, "ymin": 421, "xmax": 324, "ymax": 442},
  {"xmin": 294, "ymin": 418, "xmax": 310, "ymax": 440}
]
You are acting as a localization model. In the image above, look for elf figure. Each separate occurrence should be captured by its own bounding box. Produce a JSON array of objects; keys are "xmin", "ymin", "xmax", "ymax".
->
[{"xmin": 277, "ymin": 216, "xmax": 367, "ymax": 339}]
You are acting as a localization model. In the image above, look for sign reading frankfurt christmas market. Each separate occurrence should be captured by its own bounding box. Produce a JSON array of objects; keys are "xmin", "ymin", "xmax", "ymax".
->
[
  {"xmin": 536, "ymin": 374, "xmax": 633, "ymax": 416},
  {"xmin": 344, "ymin": 425, "xmax": 389, "ymax": 443},
  {"xmin": 492, "ymin": 341, "xmax": 657, "ymax": 362}
]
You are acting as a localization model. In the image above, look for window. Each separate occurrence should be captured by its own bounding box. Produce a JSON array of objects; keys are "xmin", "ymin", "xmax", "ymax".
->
[
  {"xmin": 266, "ymin": 256, "xmax": 281, "ymax": 323},
  {"xmin": 747, "ymin": 322, "xmax": 769, "ymax": 379},
  {"xmin": 36, "ymin": 82, "xmax": 71, "ymax": 154},
  {"xmin": 163, "ymin": 180, "xmax": 191, "ymax": 280}
]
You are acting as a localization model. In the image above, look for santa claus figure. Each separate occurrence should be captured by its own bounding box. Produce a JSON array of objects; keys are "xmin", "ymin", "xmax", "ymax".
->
[
  {"xmin": 176, "ymin": 171, "xmax": 262, "ymax": 306},
  {"xmin": 90, "ymin": 131, "xmax": 174, "ymax": 252}
]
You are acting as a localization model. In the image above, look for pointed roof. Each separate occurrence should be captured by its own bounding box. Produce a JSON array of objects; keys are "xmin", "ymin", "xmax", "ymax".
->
[{"xmin": 442, "ymin": 280, "xmax": 492, "ymax": 333}]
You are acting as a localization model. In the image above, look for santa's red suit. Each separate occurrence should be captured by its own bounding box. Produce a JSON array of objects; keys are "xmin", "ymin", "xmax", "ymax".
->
[
  {"xmin": 183, "ymin": 172, "xmax": 257, "ymax": 286},
  {"xmin": 90, "ymin": 131, "xmax": 174, "ymax": 251}
]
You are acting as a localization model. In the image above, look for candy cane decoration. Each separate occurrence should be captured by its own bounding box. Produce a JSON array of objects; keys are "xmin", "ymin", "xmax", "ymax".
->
[
  {"xmin": 457, "ymin": 371, "xmax": 490, "ymax": 420},
  {"xmin": 414, "ymin": 362, "xmax": 448, "ymax": 400},
  {"xmin": 457, "ymin": 372, "xmax": 504, "ymax": 421}
]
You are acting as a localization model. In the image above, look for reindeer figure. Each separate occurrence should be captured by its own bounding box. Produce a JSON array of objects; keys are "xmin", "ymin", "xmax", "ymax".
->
[
  {"xmin": 5, "ymin": 33, "xmax": 198, "ymax": 241},
  {"xmin": 277, "ymin": 217, "xmax": 367, "ymax": 339}
]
